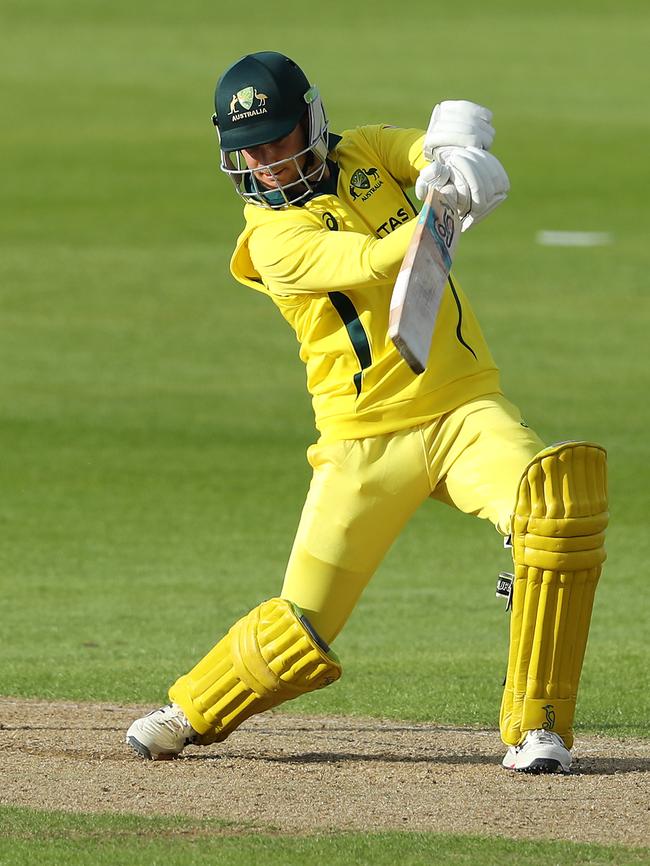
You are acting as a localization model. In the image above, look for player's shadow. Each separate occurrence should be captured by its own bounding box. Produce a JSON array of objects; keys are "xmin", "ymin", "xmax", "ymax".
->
[
  {"xmin": 251, "ymin": 750, "xmax": 494, "ymax": 767},
  {"xmin": 185, "ymin": 747, "xmax": 499, "ymax": 768},
  {"xmin": 160, "ymin": 722, "xmax": 650, "ymax": 775},
  {"xmin": 187, "ymin": 750, "xmax": 650, "ymax": 774},
  {"xmin": 570, "ymin": 756, "xmax": 650, "ymax": 776}
]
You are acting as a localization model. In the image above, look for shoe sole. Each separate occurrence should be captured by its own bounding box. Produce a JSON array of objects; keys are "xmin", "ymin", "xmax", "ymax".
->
[
  {"xmin": 126, "ymin": 735, "xmax": 153, "ymax": 759},
  {"xmin": 127, "ymin": 735, "xmax": 183, "ymax": 761},
  {"xmin": 511, "ymin": 758, "xmax": 570, "ymax": 774}
]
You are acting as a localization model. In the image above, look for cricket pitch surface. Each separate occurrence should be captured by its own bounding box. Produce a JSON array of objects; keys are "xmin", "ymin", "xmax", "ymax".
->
[{"xmin": 1, "ymin": 697, "xmax": 648, "ymax": 847}]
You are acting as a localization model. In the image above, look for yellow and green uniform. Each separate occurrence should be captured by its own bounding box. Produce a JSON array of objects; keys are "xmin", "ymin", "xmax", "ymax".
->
[
  {"xmin": 228, "ymin": 124, "xmax": 542, "ymax": 642},
  {"xmin": 166, "ymin": 123, "xmax": 607, "ymax": 753},
  {"xmin": 231, "ymin": 125, "xmax": 501, "ymax": 442}
]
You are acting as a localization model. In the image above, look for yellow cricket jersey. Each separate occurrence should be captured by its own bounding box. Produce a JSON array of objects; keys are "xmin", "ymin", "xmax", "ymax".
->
[{"xmin": 230, "ymin": 124, "xmax": 502, "ymax": 442}]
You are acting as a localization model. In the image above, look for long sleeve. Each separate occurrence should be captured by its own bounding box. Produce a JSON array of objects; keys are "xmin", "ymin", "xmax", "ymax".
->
[{"xmin": 248, "ymin": 216, "xmax": 417, "ymax": 294}]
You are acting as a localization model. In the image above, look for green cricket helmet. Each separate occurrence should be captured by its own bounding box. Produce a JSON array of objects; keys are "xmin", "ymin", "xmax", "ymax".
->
[{"xmin": 213, "ymin": 51, "xmax": 329, "ymax": 208}]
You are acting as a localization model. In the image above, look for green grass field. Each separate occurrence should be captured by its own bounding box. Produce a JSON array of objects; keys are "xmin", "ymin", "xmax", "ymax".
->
[
  {"xmin": 1, "ymin": 0, "xmax": 649, "ymax": 862},
  {"xmin": 2, "ymin": 807, "xmax": 649, "ymax": 866}
]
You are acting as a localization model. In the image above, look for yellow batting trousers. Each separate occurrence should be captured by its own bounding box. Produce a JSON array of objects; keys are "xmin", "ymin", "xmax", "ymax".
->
[{"xmin": 281, "ymin": 393, "xmax": 543, "ymax": 643}]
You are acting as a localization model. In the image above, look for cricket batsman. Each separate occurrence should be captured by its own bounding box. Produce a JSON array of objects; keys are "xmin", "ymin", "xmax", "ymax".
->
[{"xmin": 126, "ymin": 52, "xmax": 608, "ymax": 773}]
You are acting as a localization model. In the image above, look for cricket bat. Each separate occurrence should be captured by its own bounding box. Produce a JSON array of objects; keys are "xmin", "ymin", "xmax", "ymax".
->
[{"xmin": 388, "ymin": 187, "xmax": 460, "ymax": 374}]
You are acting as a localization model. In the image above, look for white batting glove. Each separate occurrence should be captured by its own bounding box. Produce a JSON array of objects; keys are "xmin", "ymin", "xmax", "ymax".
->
[
  {"xmin": 416, "ymin": 146, "xmax": 510, "ymax": 232},
  {"xmin": 438, "ymin": 146, "xmax": 509, "ymax": 231},
  {"xmin": 423, "ymin": 100, "xmax": 495, "ymax": 160}
]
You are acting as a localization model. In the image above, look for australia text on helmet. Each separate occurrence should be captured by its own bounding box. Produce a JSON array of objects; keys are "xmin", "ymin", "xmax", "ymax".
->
[{"xmin": 228, "ymin": 86, "xmax": 270, "ymax": 122}]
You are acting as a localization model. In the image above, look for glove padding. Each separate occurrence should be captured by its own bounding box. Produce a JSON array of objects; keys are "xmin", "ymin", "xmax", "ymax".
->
[
  {"xmin": 415, "ymin": 146, "xmax": 509, "ymax": 232},
  {"xmin": 423, "ymin": 100, "xmax": 495, "ymax": 159}
]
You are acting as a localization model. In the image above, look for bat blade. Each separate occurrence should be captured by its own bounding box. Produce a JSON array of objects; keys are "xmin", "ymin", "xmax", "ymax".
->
[{"xmin": 389, "ymin": 188, "xmax": 460, "ymax": 374}]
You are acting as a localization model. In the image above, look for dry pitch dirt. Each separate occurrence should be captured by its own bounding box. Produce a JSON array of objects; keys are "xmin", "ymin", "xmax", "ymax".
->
[{"xmin": 1, "ymin": 697, "xmax": 649, "ymax": 848}]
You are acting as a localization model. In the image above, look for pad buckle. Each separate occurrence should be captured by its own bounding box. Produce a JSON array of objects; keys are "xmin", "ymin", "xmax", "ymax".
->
[{"xmin": 496, "ymin": 572, "xmax": 514, "ymax": 611}]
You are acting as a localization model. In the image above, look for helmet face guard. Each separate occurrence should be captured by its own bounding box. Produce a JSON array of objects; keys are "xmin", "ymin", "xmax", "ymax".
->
[
  {"xmin": 213, "ymin": 53, "xmax": 329, "ymax": 208},
  {"xmin": 214, "ymin": 91, "xmax": 328, "ymax": 208}
]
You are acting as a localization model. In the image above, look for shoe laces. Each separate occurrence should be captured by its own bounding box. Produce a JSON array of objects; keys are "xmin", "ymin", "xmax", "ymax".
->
[
  {"xmin": 161, "ymin": 706, "xmax": 193, "ymax": 738},
  {"xmin": 527, "ymin": 729, "xmax": 563, "ymax": 747}
]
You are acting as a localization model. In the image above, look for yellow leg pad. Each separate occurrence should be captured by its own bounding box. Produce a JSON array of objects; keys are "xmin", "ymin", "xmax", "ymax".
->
[
  {"xmin": 500, "ymin": 442, "xmax": 608, "ymax": 748},
  {"xmin": 168, "ymin": 597, "xmax": 342, "ymax": 744}
]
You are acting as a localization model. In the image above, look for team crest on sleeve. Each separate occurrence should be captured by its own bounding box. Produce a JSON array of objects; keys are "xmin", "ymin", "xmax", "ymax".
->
[
  {"xmin": 229, "ymin": 86, "xmax": 269, "ymax": 121},
  {"xmin": 349, "ymin": 167, "xmax": 383, "ymax": 201}
]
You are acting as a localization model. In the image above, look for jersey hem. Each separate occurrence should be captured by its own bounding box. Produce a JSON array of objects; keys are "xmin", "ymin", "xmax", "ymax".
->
[{"xmin": 315, "ymin": 370, "xmax": 502, "ymax": 443}]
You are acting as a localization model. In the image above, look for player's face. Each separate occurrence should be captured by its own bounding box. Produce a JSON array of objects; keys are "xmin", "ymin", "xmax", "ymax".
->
[{"xmin": 241, "ymin": 124, "xmax": 307, "ymax": 189}]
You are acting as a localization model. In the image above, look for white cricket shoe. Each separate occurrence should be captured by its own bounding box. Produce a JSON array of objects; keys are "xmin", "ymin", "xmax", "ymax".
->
[
  {"xmin": 126, "ymin": 703, "xmax": 197, "ymax": 760},
  {"xmin": 502, "ymin": 729, "xmax": 571, "ymax": 774}
]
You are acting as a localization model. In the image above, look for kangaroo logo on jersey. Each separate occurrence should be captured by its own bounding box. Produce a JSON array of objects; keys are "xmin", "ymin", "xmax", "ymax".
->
[
  {"xmin": 349, "ymin": 167, "xmax": 383, "ymax": 201},
  {"xmin": 229, "ymin": 86, "xmax": 269, "ymax": 121}
]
